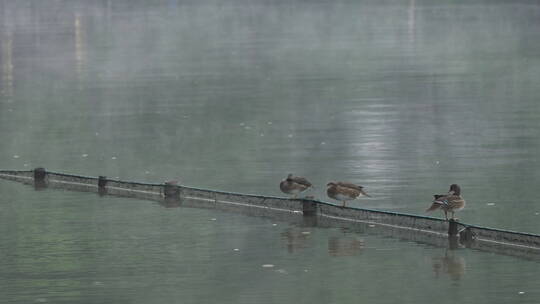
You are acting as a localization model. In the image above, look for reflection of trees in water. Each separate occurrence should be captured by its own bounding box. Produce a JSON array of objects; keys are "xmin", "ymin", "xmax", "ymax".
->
[
  {"xmin": 74, "ymin": 13, "xmax": 87, "ymax": 90},
  {"xmin": 328, "ymin": 236, "xmax": 364, "ymax": 257},
  {"xmin": 432, "ymin": 250, "xmax": 466, "ymax": 281},
  {"xmin": 1, "ymin": 30, "xmax": 13, "ymax": 102}
]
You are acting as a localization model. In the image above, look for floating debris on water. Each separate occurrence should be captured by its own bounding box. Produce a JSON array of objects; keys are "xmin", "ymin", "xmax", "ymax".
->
[
  {"xmin": 435, "ymin": 161, "xmax": 440, "ymax": 165},
  {"xmin": 111, "ymin": 156, "xmax": 117, "ymax": 160},
  {"xmin": 267, "ymin": 121, "xmax": 273, "ymax": 125},
  {"xmin": 260, "ymin": 133, "xmax": 264, "ymax": 137},
  {"xmin": 301, "ymin": 231, "xmax": 311, "ymax": 235},
  {"xmin": 518, "ymin": 291, "xmax": 525, "ymax": 295},
  {"xmin": 239, "ymin": 122, "xmax": 245, "ymax": 127},
  {"xmin": 145, "ymin": 171, "xmax": 150, "ymax": 174},
  {"xmin": 23, "ymin": 164, "xmax": 29, "ymax": 167},
  {"xmin": 368, "ymin": 224, "xmax": 376, "ymax": 228},
  {"xmin": 275, "ymin": 269, "xmax": 288, "ymax": 274},
  {"xmin": 233, "ymin": 248, "xmax": 240, "ymax": 251},
  {"xmin": 262, "ymin": 264, "xmax": 275, "ymax": 268},
  {"xmin": 13, "ymin": 155, "xmax": 19, "ymax": 159},
  {"xmin": 320, "ymin": 141, "xmax": 326, "ymax": 145},
  {"xmin": 82, "ymin": 154, "xmax": 88, "ymax": 158},
  {"xmin": 486, "ymin": 203, "xmax": 496, "ymax": 206},
  {"xmin": 244, "ymin": 126, "xmax": 251, "ymax": 130},
  {"xmin": 272, "ymin": 223, "xmax": 278, "ymax": 226},
  {"xmin": 535, "ymin": 212, "xmax": 539, "ymax": 216},
  {"xmin": 210, "ymin": 218, "xmax": 217, "ymax": 221}
]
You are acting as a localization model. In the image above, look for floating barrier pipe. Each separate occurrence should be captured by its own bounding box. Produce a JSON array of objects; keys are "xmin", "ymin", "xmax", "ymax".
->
[{"xmin": 1, "ymin": 168, "xmax": 539, "ymax": 260}]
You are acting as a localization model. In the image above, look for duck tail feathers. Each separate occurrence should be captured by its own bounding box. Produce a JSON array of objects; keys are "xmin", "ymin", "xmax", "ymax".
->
[{"xmin": 426, "ymin": 202, "xmax": 441, "ymax": 212}]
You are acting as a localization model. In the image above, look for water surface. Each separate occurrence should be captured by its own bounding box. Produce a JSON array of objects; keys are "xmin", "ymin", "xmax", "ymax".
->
[
  {"xmin": 1, "ymin": 183, "xmax": 539, "ymax": 303},
  {"xmin": 1, "ymin": 0, "xmax": 539, "ymax": 303}
]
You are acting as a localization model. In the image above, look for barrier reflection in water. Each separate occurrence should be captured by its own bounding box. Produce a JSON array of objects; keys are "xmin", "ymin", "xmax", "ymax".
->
[{"xmin": 328, "ymin": 237, "xmax": 364, "ymax": 257}]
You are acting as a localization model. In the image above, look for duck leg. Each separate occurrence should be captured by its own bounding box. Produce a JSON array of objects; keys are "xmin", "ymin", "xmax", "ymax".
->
[{"xmin": 444, "ymin": 210, "xmax": 448, "ymax": 220}]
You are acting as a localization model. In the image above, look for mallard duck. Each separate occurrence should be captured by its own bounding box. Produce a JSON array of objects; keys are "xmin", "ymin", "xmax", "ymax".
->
[
  {"xmin": 426, "ymin": 184, "xmax": 466, "ymax": 220},
  {"xmin": 326, "ymin": 181, "xmax": 370, "ymax": 207},
  {"xmin": 279, "ymin": 174, "xmax": 312, "ymax": 198}
]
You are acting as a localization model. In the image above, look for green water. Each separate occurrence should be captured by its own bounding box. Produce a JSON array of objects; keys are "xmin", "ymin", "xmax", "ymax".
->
[{"xmin": 1, "ymin": 0, "xmax": 539, "ymax": 303}]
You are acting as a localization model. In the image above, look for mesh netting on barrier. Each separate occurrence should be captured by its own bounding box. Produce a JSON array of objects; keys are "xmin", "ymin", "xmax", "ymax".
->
[{"xmin": 1, "ymin": 169, "xmax": 539, "ymax": 259}]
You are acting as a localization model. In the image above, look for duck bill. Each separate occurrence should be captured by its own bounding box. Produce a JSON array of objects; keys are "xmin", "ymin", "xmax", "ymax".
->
[{"xmin": 360, "ymin": 190, "xmax": 371, "ymax": 197}]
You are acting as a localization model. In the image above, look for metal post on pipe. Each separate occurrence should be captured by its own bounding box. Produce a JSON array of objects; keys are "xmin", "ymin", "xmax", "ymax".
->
[
  {"xmin": 163, "ymin": 181, "xmax": 180, "ymax": 200},
  {"xmin": 98, "ymin": 176, "xmax": 108, "ymax": 196},
  {"xmin": 33, "ymin": 167, "xmax": 47, "ymax": 189},
  {"xmin": 302, "ymin": 200, "xmax": 318, "ymax": 216},
  {"xmin": 448, "ymin": 219, "xmax": 460, "ymax": 249},
  {"xmin": 448, "ymin": 219, "xmax": 459, "ymax": 237}
]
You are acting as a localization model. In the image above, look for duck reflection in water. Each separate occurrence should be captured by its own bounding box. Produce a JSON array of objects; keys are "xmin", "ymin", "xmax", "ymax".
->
[
  {"xmin": 328, "ymin": 236, "xmax": 364, "ymax": 257},
  {"xmin": 431, "ymin": 249, "xmax": 466, "ymax": 282},
  {"xmin": 281, "ymin": 227, "xmax": 312, "ymax": 253}
]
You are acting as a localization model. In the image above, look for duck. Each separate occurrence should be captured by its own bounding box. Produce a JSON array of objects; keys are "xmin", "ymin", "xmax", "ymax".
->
[
  {"xmin": 279, "ymin": 174, "xmax": 312, "ymax": 198},
  {"xmin": 426, "ymin": 184, "xmax": 466, "ymax": 220},
  {"xmin": 326, "ymin": 181, "xmax": 370, "ymax": 207}
]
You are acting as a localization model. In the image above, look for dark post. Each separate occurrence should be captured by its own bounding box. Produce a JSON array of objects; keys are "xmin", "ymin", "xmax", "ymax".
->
[
  {"xmin": 34, "ymin": 167, "xmax": 47, "ymax": 182},
  {"xmin": 302, "ymin": 200, "xmax": 318, "ymax": 216},
  {"xmin": 448, "ymin": 236, "xmax": 459, "ymax": 250},
  {"xmin": 459, "ymin": 227, "xmax": 475, "ymax": 247},
  {"xmin": 98, "ymin": 176, "xmax": 108, "ymax": 188},
  {"xmin": 98, "ymin": 176, "xmax": 108, "ymax": 196},
  {"xmin": 33, "ymin": 167, "xmax": 47, "ymax": 188},
  {"xmin": 448, "ymin": 219, "xmax": 459, "ymax": 237},
  {"xmin": 164, "ymin": 181, "xmax": 180, "ymax": 200}
]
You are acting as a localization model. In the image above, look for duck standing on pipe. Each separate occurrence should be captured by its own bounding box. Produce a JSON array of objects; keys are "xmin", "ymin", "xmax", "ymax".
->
[
  {"xmin": 426, "ymin": 184, "xmax": 466, "ymax": 220},
  {"xmin": 280, "ymin": 174, "xmax": 313, "ymax": 198},
  {"xmin": 326, "ymin": 181, "xmax": 370, "ymax": 207}
]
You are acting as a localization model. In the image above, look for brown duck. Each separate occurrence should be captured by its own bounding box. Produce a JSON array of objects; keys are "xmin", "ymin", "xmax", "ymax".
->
[
  {"xmin": 426, "ymin": 184, "xmax": 466, "ymax": 220},
  {"xmin": 280, "ymin": 174, "xmax": 312, "ymax": 198},
  {"xmin": 326, "ymin": 181, "xmax": 370, "ymax": 207}
]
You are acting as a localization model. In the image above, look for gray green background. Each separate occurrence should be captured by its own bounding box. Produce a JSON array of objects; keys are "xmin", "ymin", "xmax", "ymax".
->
[{"xmin": 1, "ymin": 0, "xmax": 539, "ymax": 303}]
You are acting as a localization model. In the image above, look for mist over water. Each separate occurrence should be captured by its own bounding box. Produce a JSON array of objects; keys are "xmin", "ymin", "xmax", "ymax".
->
[
  {"xmin": 1, "ymin": 0, "xmax": 540, "ymax": 303},
  {"xmin": 2, "ymin": 0, "xmax": 539, "ymax": 231}
]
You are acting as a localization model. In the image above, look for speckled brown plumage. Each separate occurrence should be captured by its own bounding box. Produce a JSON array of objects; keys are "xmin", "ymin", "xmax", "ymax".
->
[
  {"xmin": 326, "ymin": 181, "xmax": 370, "ymax": 207},
  {"xmin": 280, "ymin": 174, "xmax": 312, "ymax": 198},
  {"xmin": 426, "ymin": 184, "xmax": 466, "ymax": 220}
]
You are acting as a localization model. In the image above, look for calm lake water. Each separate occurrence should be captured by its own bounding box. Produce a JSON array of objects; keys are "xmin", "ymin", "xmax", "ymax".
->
[{"xmin": 1, "ymin": 0, "xmax": 539, "ymax": 303}]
